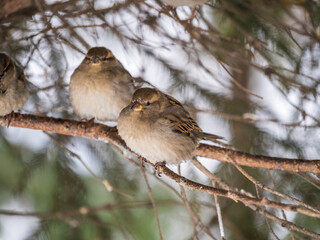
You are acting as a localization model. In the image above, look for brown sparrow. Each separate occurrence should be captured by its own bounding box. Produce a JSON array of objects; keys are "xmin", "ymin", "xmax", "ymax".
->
[
  {"xmin": 0, "ymin": 53, "xmax": 29, "ymax": 116},
  {"xmin": 69, "ymin": 47, "xmax": 136, "ymax": 121},
  {"xmin": 118, "ymin": 88, "xmax": 223, "ymax": 164}
]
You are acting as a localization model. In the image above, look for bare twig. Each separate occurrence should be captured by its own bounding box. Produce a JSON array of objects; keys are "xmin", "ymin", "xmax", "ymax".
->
[
  {"xmin": 46, "ymin": 133, "xmax": 133, "ymax": 199},
  {"xmin": 0, "ymin": 201, "xmax": 180, "ymax": 219},
  {"xmin": 214, "ymin": 194, "xmax": 225, "ymax": 240},
  {"xmin": 191, "ymin": 159, "xmax": 320, "ymax": 238},
  {"xmin": 228, "ymin": 156, "xmax": 320, "ymax": 215},
  {"xmin": 178, "ymin": 166, "xmax": 217, "ymax": 240},
  {"xmin": 156, "ymin": 164, "xmax": 320, "ymax": 218},
  {"xmin": 140, "ymin": 166, "xmax": 164, "ymax": 240}
]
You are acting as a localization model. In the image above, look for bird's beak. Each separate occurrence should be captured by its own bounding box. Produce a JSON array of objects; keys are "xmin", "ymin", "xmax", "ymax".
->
[
  {"xmin": 131, "ymin": 101, "xmax": 143, "ymax": 111},
  {"xmin": 92, "ymin": 56, "xmax": 101, "ymax": 65}
]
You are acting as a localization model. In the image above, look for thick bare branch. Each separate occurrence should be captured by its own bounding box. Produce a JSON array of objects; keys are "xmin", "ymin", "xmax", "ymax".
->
[
  {"xmin": 0, "ymin": 113, "xmax": 319, "ymax": 174},
  {"xmin": 195, "ymin": 145, "xmax": 320, "ymax": 174}
]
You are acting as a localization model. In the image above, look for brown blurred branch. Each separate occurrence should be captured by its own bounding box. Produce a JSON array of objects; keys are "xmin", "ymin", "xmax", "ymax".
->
[
  {"xmin": 0, "ymin": 0, "xmax": 34, "ymax": 20},
  {"xmin": 0, "ymin": 201, "xmax": 179, "ymax": 219},
  {"xmin": 0, "ymin": 0, "xmax": 77, "ymax": 22},
  {"xmin": 192, "ymin": 159, "xmax": 320, "ymax": 238},
  {"xmin": 0, "ymin": 113, "xmax": 319, "ymax": 174},
  {"xmin": 156, "ymin": 164, "xmax": 320, "ymax": 219},
  {"xmin": 140, "ymin": 166, "xmax": 164, "ymax": 240},
  {"xmin": 195, "ymin": 145, "xmax": 320, "ymax": 174}
]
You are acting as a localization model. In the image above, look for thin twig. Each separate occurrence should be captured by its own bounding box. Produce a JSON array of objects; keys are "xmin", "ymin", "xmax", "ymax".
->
[
  {"xmin": 0, "ymin": 201, "xmax": 180, "ymax": 219},
  {"xmin": 178, "ymin": 166, "xmax": 217, "ymax": 240},
  {"xmin": 178, "ymin": 166, "xmax": 200, "ymax": 240},
  {"xmin": 191, "ymin": 159, "xmax": 320, "ymax": 238},
  {"xmin": 228, "ymin": 156, "xmax": 320, "ymax": 215},
  {"xmin": 46, "ymin": 133, "xmax": 133, "ymax": 199},
  {"xmin": 140, "ymin": 166, "xmax": 164, "ymax": 240},
  {"xmin": 268, "ymin": 170, "xmax": 294, "ymax": 240},
  {"xmin": 214, "ymin": 194, "xmax": 225, "ymax": 240}
]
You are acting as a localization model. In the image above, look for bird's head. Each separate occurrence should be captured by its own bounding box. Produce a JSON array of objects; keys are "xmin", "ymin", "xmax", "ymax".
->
[
  {"xmin": 129, "ymin": 88, "xmax": 165, "ymax": 115},
  {"xmin": 84, "ymin": 47, "xmax": 117, "ymax": 68}
]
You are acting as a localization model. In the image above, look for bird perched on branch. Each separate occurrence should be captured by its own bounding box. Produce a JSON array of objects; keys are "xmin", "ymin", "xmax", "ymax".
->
[
  {"xmin": 0, "ymin": 53, "xmax": 29, "ymax": 116},
  {"xmin": 69, "ymin": 47, "xmax": 140, "ymax": 122},
  {"xmin": 118, "ymin": 88, "xmax": 224, "ymax": 165}
]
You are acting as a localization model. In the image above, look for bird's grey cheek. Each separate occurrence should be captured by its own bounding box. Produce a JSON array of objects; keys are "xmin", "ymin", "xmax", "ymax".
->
[
  {"xmin": 154, "ymin": 102, "xmax": 160, "ymax": 111},
  {"xmin": 121, "ymin": 106, "xmax": 131, "ymax": 115}
]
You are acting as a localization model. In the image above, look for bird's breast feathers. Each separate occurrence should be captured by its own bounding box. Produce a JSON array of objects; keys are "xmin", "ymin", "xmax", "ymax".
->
[
  {"xmin": 69, "ymin": 70, "xmax": 130, "ymax": 120},
  {"xmin": 118, "ymin": 113, "xmax": 196, "ymax": 164}
]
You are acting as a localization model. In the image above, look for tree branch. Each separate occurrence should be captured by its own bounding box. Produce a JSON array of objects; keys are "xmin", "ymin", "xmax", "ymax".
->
[
  {"xmin": 195, "ymin": 145, "xmax": 320, "ymax": 173},
  {"xmin": 156, "ymin": 164, "xmax": 320, "ymax": 219},
  {"xmin": 1, "ymin": 113, "xmax": 319, "ymax": 174},
  {"xmin": 0, "ymin": 201, "xmax": 179, "ymax": 219}
]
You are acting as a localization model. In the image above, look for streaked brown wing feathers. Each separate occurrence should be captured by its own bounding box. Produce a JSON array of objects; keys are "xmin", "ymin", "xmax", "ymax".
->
[
  {"xmin": 164, "ymin": 109, "xmax": 202, "ymax": 136},
  {"xmin": 165, "ymin": 94, "xmax": 184, "ymax": 108}
]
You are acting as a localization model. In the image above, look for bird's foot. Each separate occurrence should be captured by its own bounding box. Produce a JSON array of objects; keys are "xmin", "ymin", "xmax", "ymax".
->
[
  {"xmin": 6, "ymin": 111, "xmax": 15, "ymax": 127},
  {"xmin": 82, "ymin": 117, "xmax": 95, "ymax": 131},
  {"xmin": 154, "ymin": 161, "xmax": 166, "ymax": 177},
  {"xmin": 139, "ymin": 156, "xmax": 146, "ymax": 168}
]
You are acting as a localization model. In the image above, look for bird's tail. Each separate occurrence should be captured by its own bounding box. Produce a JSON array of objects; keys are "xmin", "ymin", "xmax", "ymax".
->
[
  {"xmin": 197, "ymin": 132, "xmax": 233, "ymax": 149},
  {"xmin": 198, "ymin": 132, "xmax": 223, "ymax": 141}
]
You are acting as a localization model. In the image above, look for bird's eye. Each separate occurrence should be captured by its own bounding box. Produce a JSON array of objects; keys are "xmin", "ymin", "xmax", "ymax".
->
[
  {"xmin": 102, "ymin": 57, "xmax": 107, "ymax": 61},
  {"xmin": 85, "ymin": 57, "xmax": 91, "ymax": 61},
  {"xmin": 146, "ymin": 101, "xmax": 150, "ymax": 106}
]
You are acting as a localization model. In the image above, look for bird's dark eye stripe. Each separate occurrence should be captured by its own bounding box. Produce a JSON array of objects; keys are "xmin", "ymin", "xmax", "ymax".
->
[{"xmin": 100, "ymin": 56, "xmax": 115, "ymax": 61}]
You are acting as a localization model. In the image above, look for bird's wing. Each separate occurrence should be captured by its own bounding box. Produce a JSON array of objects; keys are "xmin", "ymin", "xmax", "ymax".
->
[
  {"xmin": 164, "ymin": 94, "xmax": 184, "ymax": 108},
  {"xmin": 0, "ymin": 59, "xmax": 12, "ymax": 94},
  {"xmin": 113, "ymin": 65, "xmax": 141, "ymax": 92},
  {"xmin": 160, "ymin": 106, "xmax": 202, "ymax": 137}
]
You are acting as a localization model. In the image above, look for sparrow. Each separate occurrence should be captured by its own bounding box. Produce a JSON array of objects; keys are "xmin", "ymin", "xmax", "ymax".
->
[
  {"xmin": 117, "ymin": 88, "xmax": 223, "ymax": 165},
  {"xmin": 69, "ymin": 47, "xmax": 136, "ymax": 122},
  {"xmin": 161, "ymin": 0, "xmax": 208, "ymax": 7},
  {"xmin": 0, "ymin": 53, "xmax": 29, "ymax": 116}
]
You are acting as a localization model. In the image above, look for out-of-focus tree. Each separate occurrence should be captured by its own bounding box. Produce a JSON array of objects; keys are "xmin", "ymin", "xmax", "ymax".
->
[{"xmin": 0, "ymin": 0, "xmax": 320, "ymax": 239}]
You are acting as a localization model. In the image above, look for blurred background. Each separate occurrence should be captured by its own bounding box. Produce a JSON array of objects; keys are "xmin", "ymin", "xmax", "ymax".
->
[{"xmin": 0, "ymin": 0, "xmax": 320, "ymax": 239}]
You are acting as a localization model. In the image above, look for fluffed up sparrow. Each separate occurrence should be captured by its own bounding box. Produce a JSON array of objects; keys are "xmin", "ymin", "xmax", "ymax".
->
[
  {"xmin": 69, "ymin": 47, "xmax": 138, "ymax": 122},
  {"xmin": 118, "ymin": 88, "xmax": 223, "ymax": 165},
  {"xmin": 0, "ymin": 53, "xmax": 29, "ymax": 116}
]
